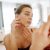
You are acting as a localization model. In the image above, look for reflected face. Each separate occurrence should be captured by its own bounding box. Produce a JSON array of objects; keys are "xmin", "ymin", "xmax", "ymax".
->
[{"xmin": 16, "ymin": 7, "xmax": 33, "ymax": 27}]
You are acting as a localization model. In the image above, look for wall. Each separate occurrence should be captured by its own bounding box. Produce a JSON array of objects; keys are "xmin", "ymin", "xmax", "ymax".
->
[{"xmin": 2, "ymin": 2, "xmax": 16, "ymax": 34}]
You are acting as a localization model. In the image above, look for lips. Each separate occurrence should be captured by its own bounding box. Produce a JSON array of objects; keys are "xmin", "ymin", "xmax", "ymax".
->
[
  {"xmin": 15, "ymin": 24, "xmax": 21, "ymax": 28},
  {"xmin": 15, "ymin": 23, "xmax": 25, "ymax": 28}
]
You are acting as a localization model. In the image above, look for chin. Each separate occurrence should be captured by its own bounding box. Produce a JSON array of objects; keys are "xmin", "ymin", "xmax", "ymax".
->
[{"xmin": 25, "ymin": 24, "xmax": 30, "ymax": 28}]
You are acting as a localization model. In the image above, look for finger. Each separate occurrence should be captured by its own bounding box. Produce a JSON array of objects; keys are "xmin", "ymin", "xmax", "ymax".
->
[
  {"xmin": 15, "ymin": 19, "xmax": 20, "ymax": 22},
  {"xmin": 43, "ymin": 26, "xmax": 49, "ymax": 37},
  {"xmin": 38, "ymin": 23, "xmax": 47, "ymax": 35},
  {"xmin": 15, "ymin": 16, "xmax": 21, "ymax": 20},
  {"xmin": 23, "ymin": 28, "xmax": 30, "ymax": 37},
  {"xmin": 23, "ymin": 31, "xmax": 31, "ymax": 41},
  {"xmin": 15, "ymin": 19, "xmax": 25, "ymax": 27},
  {"xmin": 23, "ymin": 29, "xmax": 31, "ymax": 38},
  {"xmin": 23, "ymin": 28, "xmax": 31, "ymax": 39},
  {"xmin": 24, "ymin": 27, "xmax": 32, "ymax": 34}
]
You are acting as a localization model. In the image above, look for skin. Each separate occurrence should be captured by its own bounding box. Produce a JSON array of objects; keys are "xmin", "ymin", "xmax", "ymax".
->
[
  {"xmin": 4, "ymin": 6, "xmax": 50, "ymax": 50},
  {"xmin": 30, "ymin": 15, "xmax": 50, "ymax": 50},
  {"xmin": 4, "ymin": 7, "xmax": 33, "ymax": 50}
]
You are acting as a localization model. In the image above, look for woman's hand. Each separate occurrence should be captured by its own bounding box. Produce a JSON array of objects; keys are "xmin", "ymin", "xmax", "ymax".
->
[
  {"xmin": 11, "ymin": 18, "xmax": 32, "ymax": 41},
  {"xmin": 30, "ymin": 23, "xmax": 50, "ymax": 50},
  {"xmin": 11, "ymin": 18, "xmax": 25, "ymax": 34}
]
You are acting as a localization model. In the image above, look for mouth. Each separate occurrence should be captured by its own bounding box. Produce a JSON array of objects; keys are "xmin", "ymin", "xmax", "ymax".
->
[{"xmin": 27, "ymin": 21, "xmax": 31, "ymax": 24}]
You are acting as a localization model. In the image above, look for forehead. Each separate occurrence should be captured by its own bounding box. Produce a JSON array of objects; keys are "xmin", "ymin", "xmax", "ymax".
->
[{"xmin": 21, "ymin": 7, "xmax": 32, "ymax": 14}]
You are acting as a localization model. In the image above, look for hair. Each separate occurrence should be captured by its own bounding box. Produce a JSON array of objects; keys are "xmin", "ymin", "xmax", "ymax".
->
[{"xmin": 15, "ymin": 4, "xmax": 32, "ymax": 14}]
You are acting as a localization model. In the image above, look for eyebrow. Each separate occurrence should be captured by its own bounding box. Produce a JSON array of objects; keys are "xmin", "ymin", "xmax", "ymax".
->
[
  {"xmin": 25, "ymin": 11, "xmax": 33, "ymax": 17},
  {"xmin": 25, "ymin": 11, "xmax": 30, "ymax": 13}
]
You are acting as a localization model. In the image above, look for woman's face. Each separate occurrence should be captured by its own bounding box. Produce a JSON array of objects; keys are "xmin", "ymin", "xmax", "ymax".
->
[{"xmin": 16, "ymin": 7, "xmax": 33, "ymax": 27}]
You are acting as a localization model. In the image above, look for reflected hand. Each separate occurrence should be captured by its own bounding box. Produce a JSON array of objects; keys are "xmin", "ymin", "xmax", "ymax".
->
[{"xmin": 30, "ymin": 23, "xmax": 50, "ymax": 50}]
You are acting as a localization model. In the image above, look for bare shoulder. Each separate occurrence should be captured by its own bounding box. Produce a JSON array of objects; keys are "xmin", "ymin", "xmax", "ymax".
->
[
  {"xmin": 4, "ymin": 34, "xmax": 11, "ymax": 46},
  {"xmin": 4, "ymin": 33, "xmax": 18, "ymax": 50},
  {"xmin": 4, "ymin": 32, "xmax": 25, "ymax": 49}
]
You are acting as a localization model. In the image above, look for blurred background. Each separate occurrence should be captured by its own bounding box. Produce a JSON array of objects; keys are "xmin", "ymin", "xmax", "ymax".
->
[{"xmin": 0, "ymin": 0, "xmax": 50, "ymax": 50}]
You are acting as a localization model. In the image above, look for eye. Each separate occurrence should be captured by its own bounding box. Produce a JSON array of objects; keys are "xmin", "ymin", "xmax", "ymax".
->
[{"xmin": 25, "ymin": 13, "xmax": 30, "ymax": 16}]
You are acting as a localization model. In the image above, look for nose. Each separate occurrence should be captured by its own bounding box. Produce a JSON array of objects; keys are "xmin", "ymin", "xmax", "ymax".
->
[{"xmin": 28, "ymin": 18, "xmax": 32, "ymax": 21}]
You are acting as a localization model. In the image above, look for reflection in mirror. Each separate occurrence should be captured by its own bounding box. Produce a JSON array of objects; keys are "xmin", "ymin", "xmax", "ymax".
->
[{"xmin": 0, "ymin": 1, "xmax": 49, "ymax": 50}]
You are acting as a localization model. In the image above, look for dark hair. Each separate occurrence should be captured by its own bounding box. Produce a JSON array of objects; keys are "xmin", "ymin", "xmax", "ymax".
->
[{"xmin": 15, "ymin": 4, "xmax": 32, "ymax": 14}]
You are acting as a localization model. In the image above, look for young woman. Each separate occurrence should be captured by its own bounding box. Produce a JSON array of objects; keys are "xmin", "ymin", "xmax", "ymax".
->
[
  {"xmin": 4, "ymin": 4, "xmax": 50, "ymax": 50},
  {"xmin": 4, "ymin": 4, "xmax": 33, "ymax": 50}
]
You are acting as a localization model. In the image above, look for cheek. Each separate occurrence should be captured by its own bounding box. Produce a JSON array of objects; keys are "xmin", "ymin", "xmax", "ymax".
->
[
  {"xmin": 19, "ymin": 15, "xmax": 28, "ymax": 21},
  {"xmin": 18, "ymin": 15, "xmax": 28, "ymax": 24},
  {"xmin": 21, "ymin": 17, "xmax": 28, "ymax": 23},
  {"xmin": 21, "ymin": 17, "xmax": 28, "ymax": 24}
]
